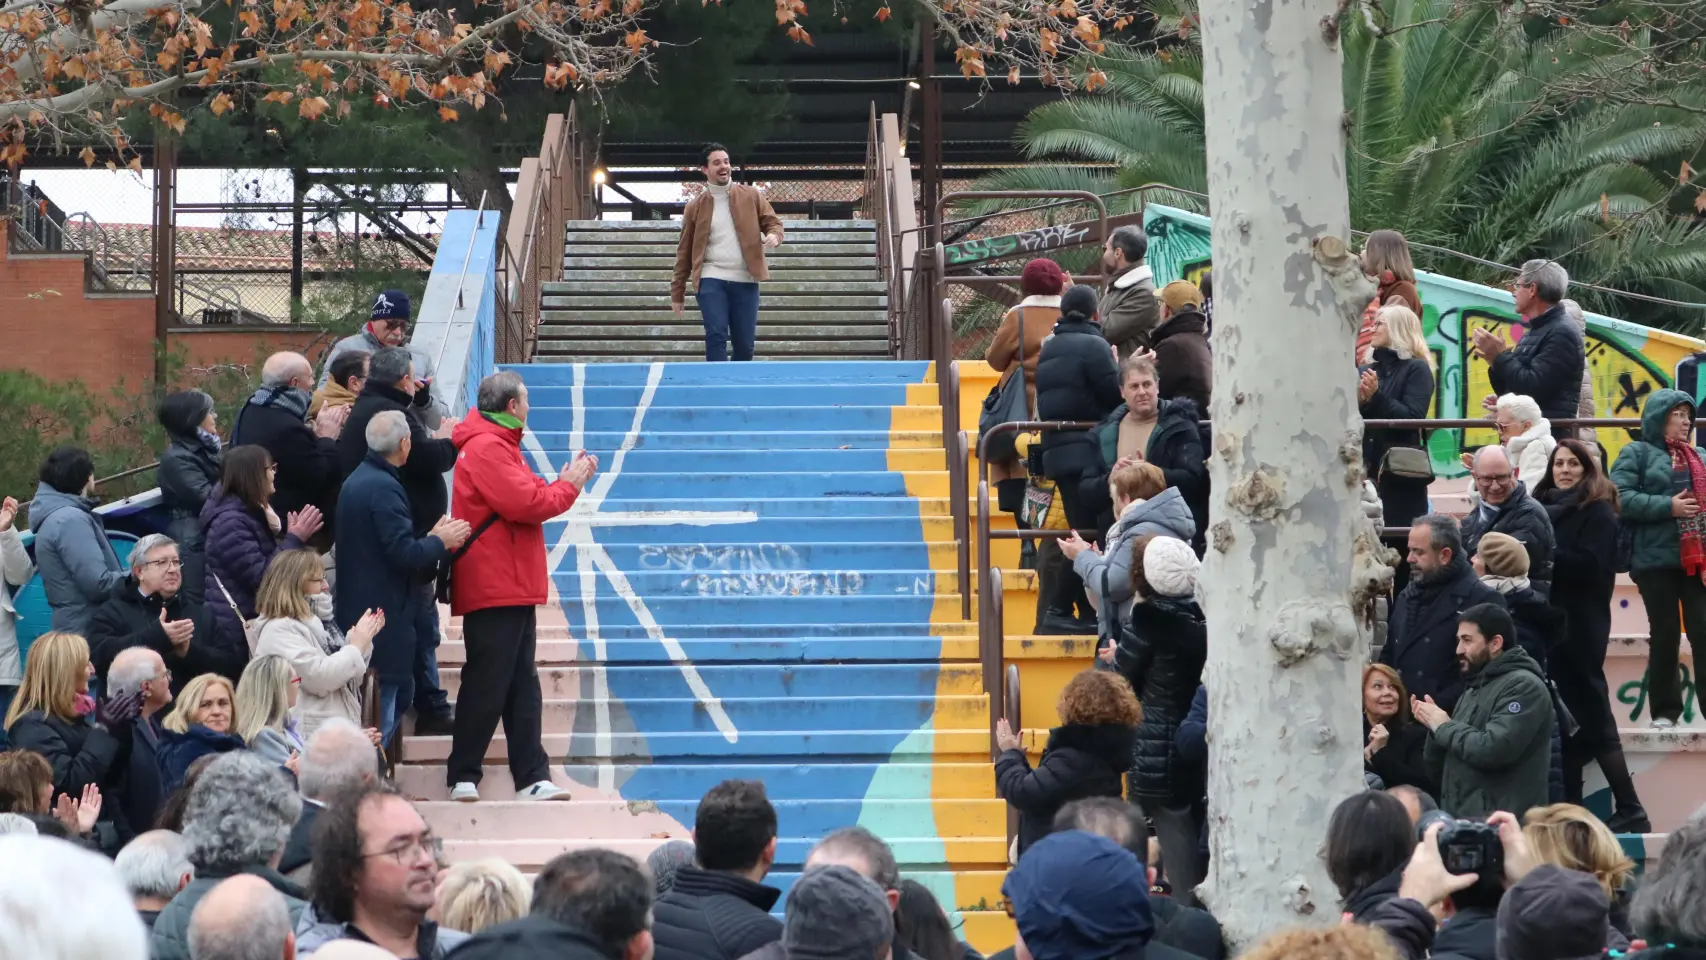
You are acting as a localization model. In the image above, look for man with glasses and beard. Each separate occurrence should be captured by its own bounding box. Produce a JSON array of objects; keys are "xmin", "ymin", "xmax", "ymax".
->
[
  {"xmin": 1381, "ymin": 515, "xmax": 1505, "ymax": 713},
  {"xmin": 297, "ymin": 783, "xmax": 469, "ymax": 958},
  {"xmin": 1461, "ymin": 445, "xmax": 1556, "ymax": 586}
]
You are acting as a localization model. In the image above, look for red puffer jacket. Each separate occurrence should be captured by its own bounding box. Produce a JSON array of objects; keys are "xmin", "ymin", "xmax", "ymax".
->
[{"xmin": 449, "ymin": 412, "xmax": 581, "ymax": 615}]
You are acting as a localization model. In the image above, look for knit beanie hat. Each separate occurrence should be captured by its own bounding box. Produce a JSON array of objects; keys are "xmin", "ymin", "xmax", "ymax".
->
[
  {"xmin": 782, "ymin": 864, "xmax": 894, "ymax": 960},
  {"xmin": 1477, "ymin": 532, "xmax": 1530, "ymax": 579},
  {"xmin": 1495, "ymin": 864, "xmax": 1609, "ymax": 960},
  {"xmin": 1002, "ymin": 830, "xmax": 1154, "ymax": 960},
  {"xmin": 1143, "ymin": 537, "xmax": 1199, "ymax": 598},
  {"xmin": 1021, "ymin": 259, "xmax": 1067, "ymax": 297},
  {"xmin": 370, "ymin": 289, "xmax": 411, "ymax": 322}
]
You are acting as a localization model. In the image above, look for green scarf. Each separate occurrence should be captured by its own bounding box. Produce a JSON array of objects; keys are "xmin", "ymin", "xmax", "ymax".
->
[{"xmin": 482, "ymin": 411, "xmax": 524, "ymax": 430}]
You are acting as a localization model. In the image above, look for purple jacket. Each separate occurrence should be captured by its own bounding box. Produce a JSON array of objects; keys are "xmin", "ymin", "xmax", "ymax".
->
[{"xmin": 200, "ymin": 490, "xmax": 302, "ymax": 643}]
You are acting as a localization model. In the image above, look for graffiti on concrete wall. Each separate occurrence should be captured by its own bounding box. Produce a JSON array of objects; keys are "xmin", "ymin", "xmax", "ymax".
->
[
  {"xmin": 943, "ymin": 223, "xmax": 1092, "ymax": 266},
  {"xmin": 639, "ymin": 543, "xmax": 803, "ymax": 572},
  {"xmin": 1142, "ymin": 204, "xmax": 1705, "ymax": 478}
]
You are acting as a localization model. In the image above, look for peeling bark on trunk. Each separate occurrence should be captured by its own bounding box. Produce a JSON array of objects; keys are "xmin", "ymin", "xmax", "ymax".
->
[{"xmin": 1194, "ymin": 0, "xmax": 1386, "ymax": 947}]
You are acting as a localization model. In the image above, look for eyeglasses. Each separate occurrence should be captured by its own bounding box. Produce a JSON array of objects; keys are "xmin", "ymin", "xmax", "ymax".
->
[
  {"xmin": 142, "ymin": 557, "xmax": 183, "ymax": 569},
  {"xmin": 364, "ymin": 833, "xmax": 443, "ymax": 866},
  {"xmin": 1474, "ymin": 473, "xmax": 1515, "ymax": 484}
]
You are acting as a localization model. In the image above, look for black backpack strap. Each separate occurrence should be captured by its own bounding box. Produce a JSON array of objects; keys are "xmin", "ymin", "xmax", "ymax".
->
[{"xmin": 449, "ymin": 512, "xmax": 502, "ymax": 562}]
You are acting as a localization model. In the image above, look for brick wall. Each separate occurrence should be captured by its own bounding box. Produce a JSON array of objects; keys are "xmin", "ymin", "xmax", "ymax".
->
[
  {"xmin": 3, "ymin": 221, "xmax": 331, "ymax": 393},
  {"xmin": 1, "ymin": 221, "xmax": 156, "ymax": 393}
]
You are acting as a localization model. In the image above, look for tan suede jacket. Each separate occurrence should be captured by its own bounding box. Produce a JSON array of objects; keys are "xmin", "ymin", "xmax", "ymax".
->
[{"xmin": 670, "ymin": 184, "xmax": 785, "ymax": 303}]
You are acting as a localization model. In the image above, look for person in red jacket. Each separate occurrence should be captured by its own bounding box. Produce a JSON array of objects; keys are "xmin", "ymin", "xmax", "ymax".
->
[{"xmin": 445, "ymin": 371, "xmax": 597, "ymax": 802}]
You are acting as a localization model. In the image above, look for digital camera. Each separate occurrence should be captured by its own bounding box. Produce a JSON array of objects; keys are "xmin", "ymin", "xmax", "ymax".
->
[{"xmin": 1416, "ymin": 810, "xmax": 1505, "ymax": 905}]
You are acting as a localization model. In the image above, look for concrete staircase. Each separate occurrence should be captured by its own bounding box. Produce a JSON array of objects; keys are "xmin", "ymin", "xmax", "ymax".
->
[
  {"xmin": 537, "ymin": 221, "xmax": 890, "ymax": 362},
  {"xmin": 398, "ymin": 360, "xmax": 1013, "ymax": 952}
]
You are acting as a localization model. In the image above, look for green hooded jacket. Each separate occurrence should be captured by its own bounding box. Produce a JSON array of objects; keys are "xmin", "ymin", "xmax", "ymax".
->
[
  {"xmin": 1609, "ymin": 388, "xmax": 1703, "ymax": 573},
  {"xmin": 1425, "ymin": 644, "xmax": 1554, "ymax": 820}
]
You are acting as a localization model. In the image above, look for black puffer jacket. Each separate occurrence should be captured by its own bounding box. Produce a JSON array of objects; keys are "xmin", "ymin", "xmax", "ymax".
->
[
  {"xmin": 1114, "ymin": 597, "xmax": 1207, "ymax": 803},
  {"xmin": 1488, "ymin": 302, "xmax": 1585, "ymax": 429},
  {"xmin": 1034, "ymin": 318, "xmax": 1123, "ymax": 494},
  {"xmin": 157, "ymin": 433, "xmax": 222, "ymax": 604},
  {"xmin": 652, "ymin": 866, "xmax": 782, "ymax": 960},
  {"xmin": 995, "ymin": 722, "xmax": 1135, "ymax": 855},
  {"xmin": 1364, "ymin": 716, "xmax": 1436, "ymax": 796},
  {"xmin": 86, "ymin": 577, "xmax": 246, "ymax": 692},
  {"xmin": 1462, "ymin": 482, "xmax": 1556, "ymax": 585}
]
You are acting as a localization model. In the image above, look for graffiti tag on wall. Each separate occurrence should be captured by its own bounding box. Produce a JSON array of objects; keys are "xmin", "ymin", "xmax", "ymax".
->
[
  {"xmin": 1617, "ymin": 665, "xmax": 1698, "ymax": 724},
  {"xmin": 943, "ymin": 223, "xmax": 1092, "ymax": 266}
]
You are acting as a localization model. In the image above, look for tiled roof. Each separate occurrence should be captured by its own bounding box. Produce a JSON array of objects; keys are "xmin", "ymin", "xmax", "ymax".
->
[{"xmin": 60, "ymin": 221, "xmax": 433, "ymax": 272}]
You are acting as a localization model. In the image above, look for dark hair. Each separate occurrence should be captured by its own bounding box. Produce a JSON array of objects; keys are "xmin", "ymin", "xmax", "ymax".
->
[
  {"xmin": 1060, "ymin": 284, "xmax": 1100, "ymax": 324},
  {"xmin": 812, "ymin": 826, "xmax": 899, "ymax": 891},
  {"xmin": 157, "ymin": 390, "xmax": 215, "ymax": 439},
  {"xmin": 1459, "ymin": 602, "xmax": 1516, "ymax": 654},
  {"xmin": 701, "ymin": 143, "xmax": 730, "ymax": 167},
  {"xmin": 1325, "ymin": 791, "xmax": 1414, "ymax": 902},
  {"xmin": 38, "ymin": 446, "xmax": 95, "ymax": 495},
  {"xmin": 329, "ymin": 350, "xmax": 370, "ymax": 391},
  {"xmin": 153, "ymin": 753, "xmax": 222, "ymax": 831},
  {"xmin": 693, "ymin": 780, "xmax": 777, "ymax": 873},
  {"xmin": 1531, "ymin": 437, "xmax": 1619, "ymax": 514},
  {"xmin": 368, "ymin": 346, "xmax": 414, "ymax": 388},
  {"xmin": 218, "ymin": 445, "xmax": 275, "ymax": 512},
  {"xmin": 1386, "ymin": 785, "xmax": 1438, "ymax": 818},
  {"xmin": 1198, "ymin": 271, "xmax": 1213, "ymax": 300},
  {"xmin": 309, "ymin": 781, "xmax": 406, "ymax": 923},
  {"xmin": 1053, "ymin": 797, "xmax": 1149, "ymax": 858},
  {"xmin": 533, "ymin": 848, "xmax": 654, "ymax": 957},
  {"xmin": 1108, "ymin": 225, "xmax": 1148, "ymax": 265},
  {"xmin": 895, "ymin": 879, "xmax": 962, "ymax": 960}
]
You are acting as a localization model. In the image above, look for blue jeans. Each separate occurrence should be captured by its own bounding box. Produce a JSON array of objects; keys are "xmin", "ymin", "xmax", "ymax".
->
[
  {"xmin": 412, "ymin": 583, "xmax": 451, "ymax": 719},
  {"xmin": 695, "ymin": 277, "xmax": 760, "ymax": 362},
  {"xmin": 378, "ymin": 676, "xmax": 415, "ymax": 746}
]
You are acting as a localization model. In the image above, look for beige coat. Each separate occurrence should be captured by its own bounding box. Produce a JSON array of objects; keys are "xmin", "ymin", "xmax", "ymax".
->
[
  {"xmin": 984, "ymin": 297, "xmax": 1061, "ymax": 484},
  {"xmin": 670, "ymin": 185, "xmax": 785, "ymax": 303},
  {"xmin": 253, "ymin": 616, "xmax": 369, "ymax": 741}
]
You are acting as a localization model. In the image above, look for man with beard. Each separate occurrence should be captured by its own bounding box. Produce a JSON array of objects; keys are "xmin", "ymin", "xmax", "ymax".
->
[
  {"xmin": 1381, "ymin": 515, "xmax": 1504, "ymax": 712},
  {"xmin": 1097, "ymin": 225, "xmax": 1160, "ymax": 359},
  {"xmin": 1415, "ymin": 603, "xmax": 1554, "ymax": 820}
]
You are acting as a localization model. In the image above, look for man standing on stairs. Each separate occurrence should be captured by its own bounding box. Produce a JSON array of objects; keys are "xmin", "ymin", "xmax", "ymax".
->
[
  {"xmin": 670, "ymin": 143, "xmax": 785, "ymax": 363},
  {"xmin": 445, "ymin": 371, "xmax": 596, "ymax": 803}
]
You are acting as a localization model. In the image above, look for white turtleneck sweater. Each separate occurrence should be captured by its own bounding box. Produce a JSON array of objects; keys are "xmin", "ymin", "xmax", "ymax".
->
[{"xmin": 700, "ymin": 181, "xmax": 756, "ymax": 284}]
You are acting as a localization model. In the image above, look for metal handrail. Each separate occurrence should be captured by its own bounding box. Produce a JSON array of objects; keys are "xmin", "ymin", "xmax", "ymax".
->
[
  {"xmin": 984, "ymin": 566, "xmax": 1005, "ymax": 759},
  {"xmin": 1003, "ymin": 660, "xmax": 1022, "ymax": 849}
]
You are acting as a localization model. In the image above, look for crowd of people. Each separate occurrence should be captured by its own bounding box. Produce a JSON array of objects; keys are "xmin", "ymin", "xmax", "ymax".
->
[
  {"xmin": 1, "ymin": 232, "xmax": 1701, "ymax": 960},
  {"xmin": 0, "ymin": 291, "xmax": 605, "ymax": 861}
]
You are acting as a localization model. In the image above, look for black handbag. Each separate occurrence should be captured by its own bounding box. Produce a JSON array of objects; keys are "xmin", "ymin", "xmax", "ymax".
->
[{"xmin": 978, "ymin": 309, "xmax": 1033, "ymax": 463}]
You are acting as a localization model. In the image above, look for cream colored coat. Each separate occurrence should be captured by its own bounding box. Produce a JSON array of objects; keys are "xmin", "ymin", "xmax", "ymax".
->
[{"xmin": 253, "ymin": 616, "xmax": 369, "ymax": 741}]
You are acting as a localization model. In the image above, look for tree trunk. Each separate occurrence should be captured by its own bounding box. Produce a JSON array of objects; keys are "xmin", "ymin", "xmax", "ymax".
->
[{"xmin": 1193, "ymin": 0, "xmax": 1386, "ymax": 948}]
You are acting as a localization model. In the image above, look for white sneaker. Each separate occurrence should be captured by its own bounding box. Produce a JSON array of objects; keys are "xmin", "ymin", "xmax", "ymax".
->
[
  {"xmin": 1651, "ymin": 718, "xmax": 1677, "ymax": 731},
  {"xmin": 449, "ymin": 782, "xmax": 480, "ymax": 803},
  {"xmin": 517, "ymin": 780, "xmax": 571, "ymax": 801}
]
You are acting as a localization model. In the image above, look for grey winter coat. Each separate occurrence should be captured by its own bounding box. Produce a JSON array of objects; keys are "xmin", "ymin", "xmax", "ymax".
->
[
  {"xmin": 295, "ymin": 908, "xmax": 470, "ymax": 958},
  {"xmin": 27, "ymin": 484, "xmax": 126, "ymax": 635},
  {"xmin": 1424, "ymin": 645, "xmax": 1555, "ymax": 820},
  {"xmin": 1072, "ymin": 487, "xmax": 1196, "ymax": 638}
]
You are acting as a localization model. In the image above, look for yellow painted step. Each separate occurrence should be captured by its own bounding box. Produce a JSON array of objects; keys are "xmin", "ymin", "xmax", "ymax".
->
[{"xmin": 1004, "ymin": 633, "xmax": 1100, "ymax": 732}]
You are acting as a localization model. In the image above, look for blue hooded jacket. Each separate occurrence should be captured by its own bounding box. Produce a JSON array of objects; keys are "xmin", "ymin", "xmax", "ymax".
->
[{"xmin": 1002, "ymin": 831, "xmax": 1154, "ymax": 960}]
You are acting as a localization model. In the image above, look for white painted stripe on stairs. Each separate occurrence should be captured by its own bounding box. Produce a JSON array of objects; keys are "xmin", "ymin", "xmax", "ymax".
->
[{"xmin": 539, "ymin": 362, "xmax": 741, "ymax": 787}]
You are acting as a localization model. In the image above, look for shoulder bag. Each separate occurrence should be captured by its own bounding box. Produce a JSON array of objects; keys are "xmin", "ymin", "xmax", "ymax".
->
[
  {"xmin": 978, "ymin": 308, "xmax": 1034, "ymax": 464},
  {"xmin": 433, "ymin": 512, "xmax": 505, "ymax": 606}
]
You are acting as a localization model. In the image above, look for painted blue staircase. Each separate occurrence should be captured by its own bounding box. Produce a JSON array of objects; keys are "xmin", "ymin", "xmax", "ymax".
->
[{"xmin": 404, "ymin": 360, "xmax": 1014, "ymax": 951}]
